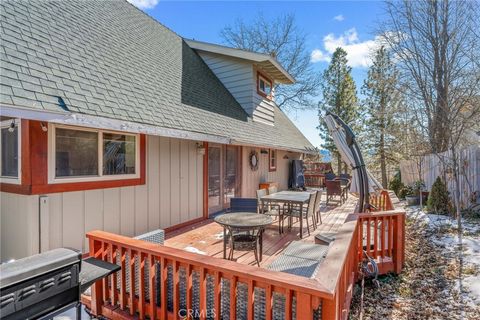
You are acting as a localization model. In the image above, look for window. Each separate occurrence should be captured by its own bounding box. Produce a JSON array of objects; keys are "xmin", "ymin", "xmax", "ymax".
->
[
  {"xmin": 269, "ymin": 149, "xmax": 277, "ymax": 171},
  {"xmin": 49, "ymin": 124, "xmax": 139, "ymax": 183},
  {"xmin": 0, "ymin": 119, "xmax": 21, "ymax": 183},
  {"xmin": 257, "ymin": 72, "xmax": 273, "ymax": 98}
]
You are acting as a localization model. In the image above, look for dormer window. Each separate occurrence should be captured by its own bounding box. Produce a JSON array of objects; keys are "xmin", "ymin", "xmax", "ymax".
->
[{"xmin": 257, "ymin": 72, "xmax": 273, "ymax": 99}]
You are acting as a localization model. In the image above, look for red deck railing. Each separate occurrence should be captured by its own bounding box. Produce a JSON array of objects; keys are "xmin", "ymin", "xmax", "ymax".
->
[{"xmin": 83, "ymin": 191, "xmax": 405, "ymax": 320}]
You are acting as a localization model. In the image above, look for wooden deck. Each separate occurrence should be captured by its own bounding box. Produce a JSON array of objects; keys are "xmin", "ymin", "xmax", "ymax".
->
[{"xmin": 165, "ymin": 193, "xmax": 358, "ymax": 268}]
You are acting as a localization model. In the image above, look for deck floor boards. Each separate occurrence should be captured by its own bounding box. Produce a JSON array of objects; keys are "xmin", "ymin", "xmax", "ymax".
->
[{"xmin": 165, "ymin": 193, "xmax": 357, "ymax": 268}]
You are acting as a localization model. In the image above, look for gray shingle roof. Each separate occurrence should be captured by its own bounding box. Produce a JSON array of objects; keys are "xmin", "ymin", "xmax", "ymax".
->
[{"xmin": 0, "ymin": 0, "xmax": 314, "ymax": 152}]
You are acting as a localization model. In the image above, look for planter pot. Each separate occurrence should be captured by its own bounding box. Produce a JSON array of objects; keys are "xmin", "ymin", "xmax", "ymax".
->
[{"xmin": 406, "ymin": 196, "xmax": 420, "ymax": 206}]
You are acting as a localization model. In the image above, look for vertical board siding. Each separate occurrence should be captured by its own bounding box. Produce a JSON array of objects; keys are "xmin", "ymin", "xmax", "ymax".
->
[
  {"xmin": 1, "ymin": 136, "xmax": 205, "ymax": 257},
  {"xmin": 241, "ymin": 147, "xmax": 300, "ymax": 198},
  {"xmin": 0, "ymin": 192, "xmax": 39, "ymax": 261}
]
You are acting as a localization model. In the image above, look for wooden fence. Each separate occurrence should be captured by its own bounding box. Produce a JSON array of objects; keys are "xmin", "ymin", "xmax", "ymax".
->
[
  {"xmin": 83, "ymin": 191, "xmax": 405, "ymax": 320},
  {"xmin": 400, "ymin": 145, "xmax": 480, "ymax": 208}
]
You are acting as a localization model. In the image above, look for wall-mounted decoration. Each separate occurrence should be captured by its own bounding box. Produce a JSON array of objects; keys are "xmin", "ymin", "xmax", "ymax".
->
[
  {"xmin": 283, "ymin": 154, "xmax": 289, "ymax": 160},
  {"xmin": 249, "ymin": 150, "xmax": 259, "ymax": 171}
]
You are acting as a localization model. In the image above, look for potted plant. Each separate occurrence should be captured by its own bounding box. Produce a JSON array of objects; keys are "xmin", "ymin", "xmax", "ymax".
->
[{"xmin": 402, "ymin": 186, "xmax": 419, "ymax": 205}]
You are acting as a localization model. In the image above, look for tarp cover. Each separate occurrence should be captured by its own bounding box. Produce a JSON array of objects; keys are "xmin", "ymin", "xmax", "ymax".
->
[{"xmin": 289, "ymin": 160, "xmax": 306, "ymax": 189}]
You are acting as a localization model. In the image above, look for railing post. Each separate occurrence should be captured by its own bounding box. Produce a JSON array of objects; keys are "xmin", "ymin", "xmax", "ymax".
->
[
  {"xmin": 297, "ymin": 292, "xmax": 313, "ymax": 320},
  {"xmin": 394, "ymin": 213, "xmax": 405, "ymax": 273},
  {"xmin": 88, "ymin": 237, "xmax": 104, "ymax": 316},
  {"xmin": 322, "ymin": 293, "xmax": 338, "ymax": 320}
]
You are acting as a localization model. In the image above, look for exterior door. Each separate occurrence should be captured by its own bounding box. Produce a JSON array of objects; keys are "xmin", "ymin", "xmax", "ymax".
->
[{"xmin": 208, "ymin": 144, "xmax": 240, "ymax": 215}]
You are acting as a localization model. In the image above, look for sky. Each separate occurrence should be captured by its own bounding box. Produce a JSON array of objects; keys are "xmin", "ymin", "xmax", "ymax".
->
[{"xmin": 128, "ymin": 0, "xmax": 386, "ymax": 149}]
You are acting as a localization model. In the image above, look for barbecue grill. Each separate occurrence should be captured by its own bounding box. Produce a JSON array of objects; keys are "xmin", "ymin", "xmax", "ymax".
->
[{"xmin": 0, "ymin": 248, "xmax": 120, "ymax": 320}]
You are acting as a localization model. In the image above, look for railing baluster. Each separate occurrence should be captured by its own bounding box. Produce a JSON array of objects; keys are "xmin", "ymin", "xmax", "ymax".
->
[
  {"xmin": 297, "ymin": 292, "xmax": 312, "ymax": 320},
  {"xmin": 380, "ymin": 217, "xmax": 386, "ymax": 259},
  {"xmin": 265, "ymin": 284, "xmax": 272, "ymax": 320},
  {"xmin": 89, "ymin": 238, "xmax": 104, "ymax": 316},
  {"xmin": 186, "ymin": 264, "xmax": 192, "ymax": 313},
  {"xmin": 230, "ymin": 275, "xmax": 237, "ymax": 320},
  {"xmin": 173, "ymin": 261, "xmax": 179, "ymax": 318},
  {"xmin": 214, "ymin": 271, "xmax": 221, "ymax": 319},
  {"xmin": 388, "ymin": 216, "xmax": 393, "ymax": 257},
  {"xmin": 110, "ymin": 244, "xmax": 118, "ymax": 305},
  {"xmin": 129, "ymin": 249, "xmax": 136, "ymax": 316},
  {"xmin": 373, "ymin": 217, "xmax": 378, "ymax": 258},
  {"xmin": 247, "ymin": 279, "xmax": 254, "ymax": 320},
  {"xmin": 148, "ymin": 254, "xmax": 156, "ymax": 320},
  {"xmin": 138, "ymin": 253, "xmax": 146, "ymax": 319},
  {"xmin": 200, "ymin": 268, "xmax": 207, "ymax": 320},
  {"xmin": 366, "ymin": 218, "xmax": 371, "ymax": 257},
  {"xmin": 120, "ymin": 247, "xmax": 127, "ymax": 310},
  {"xmin": 102, "ymin": 242, "xmax": 109, "ymax": 303},
  {"xmin": 285, "ymin": 289, "xmax": 292, "ymax": 320},
  {"xmin": 160, "ymin": 257, "xmax": 168, "ymax": 319}
]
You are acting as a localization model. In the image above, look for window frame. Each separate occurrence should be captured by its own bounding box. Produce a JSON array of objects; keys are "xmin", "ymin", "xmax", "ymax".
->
[
  {"xmin": 0, "ymin": 119, "xmax": 22, "ymax": 184},
  {"xmin": 268, "ymin": 148, "xmax": 277, "ymax": 172},
  {"xmin": 257, "ymin": 71, "xmax": 273, "ymax": 100},
  {"xmin": 48, "ymin": 123, "xmax": 140, "ymax": 184}
]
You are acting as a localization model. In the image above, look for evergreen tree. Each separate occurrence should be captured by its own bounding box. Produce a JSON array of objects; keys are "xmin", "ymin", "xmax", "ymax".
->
[
  {"xmin": 318, "ymin": 48, "xmax": 359, "ymax": 174},
  {"xmin": 361, "ymin": 46, "xmax": 400, "ymax": 188}
]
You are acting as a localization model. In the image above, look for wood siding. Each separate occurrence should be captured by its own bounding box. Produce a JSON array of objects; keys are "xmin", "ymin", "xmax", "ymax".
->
[
  {"xmin": 0, "ymin": 136, "xmax": 204, "ymax": 259},
  {"xmin": 241, "ymin": 147, "xmax": 301, "ymax": 197},
  {"xmin": 198, "ymin": 52, "xmax": 254, "ymax": 114},
  {"xmin": 197, "ymin": 52, "xmax": 277, "ymax": 126},
  {"xmin": 0, "ymin": 193, "xmax": 39, "ymax": 261}
]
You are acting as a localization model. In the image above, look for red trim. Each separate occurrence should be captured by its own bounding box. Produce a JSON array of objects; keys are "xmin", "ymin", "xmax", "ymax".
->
[
  {"xmin": 0, "ymin": 120, "xmax": 146, "ymax": 195},
  {"xmin": 202, "ymin": 142, "xmax": 209, "ymax": 219},
  {"xmin": 256, "ymin": 71, "xmax": 273, "ymax": 100},
  {"xmin": 268, "ymin": 149, "xmax": 277, "ymax": 172}
]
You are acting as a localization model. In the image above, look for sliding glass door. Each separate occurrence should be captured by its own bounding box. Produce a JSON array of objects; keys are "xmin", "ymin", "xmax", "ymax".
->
[{"xmin": 208, "ymin": 144, "xmax": 240, "ymax": 215}]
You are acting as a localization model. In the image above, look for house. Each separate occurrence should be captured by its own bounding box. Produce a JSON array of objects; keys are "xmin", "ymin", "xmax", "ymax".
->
[{"xmin": 0, "ymin": 0, "xmax": 314, "ymax": 261}]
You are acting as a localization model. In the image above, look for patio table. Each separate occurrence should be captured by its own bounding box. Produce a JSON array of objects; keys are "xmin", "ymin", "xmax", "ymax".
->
[
  {"xmin": 260, "ymin": 191, "xmax": 313, "ymax": 238},
  {"xmin": 214, "ymin": 212, "xmax": 273, "ymax": 261}
]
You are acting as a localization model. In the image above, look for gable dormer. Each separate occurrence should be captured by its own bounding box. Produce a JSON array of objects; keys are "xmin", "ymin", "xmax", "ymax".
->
[{"xmin": 185, "ymin": 39, "xmax": 295, "ymax": 126}]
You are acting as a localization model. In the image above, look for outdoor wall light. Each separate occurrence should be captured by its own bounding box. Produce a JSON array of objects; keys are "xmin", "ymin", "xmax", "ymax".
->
[
  {"xmin": 8, "ymin": 120, "xmax": 15, "ymax": 132},
  {"xmin": 260, "ymin": 149, "xmax": 268, "ymax": 154},
  {"xmin": 40, "ymin": 122, "xmax": 48, "ymax": 132},
  {"xmin": 196, "ymin": 143, "xmax": 206, "ymax": 155}
]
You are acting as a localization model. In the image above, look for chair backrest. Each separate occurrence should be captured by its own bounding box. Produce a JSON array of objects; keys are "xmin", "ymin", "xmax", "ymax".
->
[
  {"xmin": 268, "ymin": 186, "xmax": 278, "ymax": 194},
  {"xmin": 339, "ymin": 173, "xmax": 351, "ymax": 180},
  {"xmin": 314, "ymin": 190, "xmax": 322, "ymax": 213},
  {"xmin": 325, "ymin": 180, "xmax": 342, "ymax": 195},
  {"xmin": 306, "ymin": 192, "xmax": 317, "ymax": 217},
  {"xmin": 256, "ymin": 189, "xmax": 267, "ymax": 199},
  {"xmin": 229, "ymin": 198, "xmax": 258, "ymax": 213},
  {"xmin": 325, "ymin": 172, "xmax": 336, "ymax": 181}
]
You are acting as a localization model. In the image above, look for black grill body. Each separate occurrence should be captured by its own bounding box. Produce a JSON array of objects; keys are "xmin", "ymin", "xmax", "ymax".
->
[{"xmin": 0, "ymin": 248, "xmax": 82, "ymax": 320}]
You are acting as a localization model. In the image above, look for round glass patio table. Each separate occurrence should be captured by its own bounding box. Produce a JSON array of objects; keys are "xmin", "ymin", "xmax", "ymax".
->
[{"xmin": 214, "ymin": 212, "xmax": 273, "ymax": 261}]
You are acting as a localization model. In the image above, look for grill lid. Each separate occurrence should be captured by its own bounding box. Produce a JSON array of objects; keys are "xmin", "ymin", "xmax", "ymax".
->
[{"xmin": 0, "ymin": 248, "xmax": 81, "ymax": 288}]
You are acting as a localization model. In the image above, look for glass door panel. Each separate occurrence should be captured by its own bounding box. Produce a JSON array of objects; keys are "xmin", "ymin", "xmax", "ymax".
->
[
  {"xmin": 224, "ymin": 146, "xmax": 238, "ymax": 206},
  {"xmin": 208, "ymin": 145, "xmax": 222, "ymax": 214}
]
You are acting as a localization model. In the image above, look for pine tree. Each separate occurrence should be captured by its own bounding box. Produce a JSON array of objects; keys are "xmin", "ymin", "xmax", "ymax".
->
[
  {"xmin": 318, "ymin": 48, "xmax": 359, "ymax": 174},
  {"xmin": 361, "ymin": 46, "xmax": 400, "ymax": 188}
]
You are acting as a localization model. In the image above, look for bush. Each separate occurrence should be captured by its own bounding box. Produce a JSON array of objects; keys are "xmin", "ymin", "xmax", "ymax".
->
[
  {"xmin": 427, "ymin": 177, "xmax": 450, "ymax": 214},
  {"xmin": 399, "ymin": 186, "xmax": 414, "ymax": 199},
  {"xmin": 389, "ymin": 171, "xmax": 404, "ymax": 196}
]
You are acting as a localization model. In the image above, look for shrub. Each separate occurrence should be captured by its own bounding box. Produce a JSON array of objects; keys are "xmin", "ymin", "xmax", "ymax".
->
[
  {"xmin": 399, "ymin": 186, "xmax": 414, "ymax": 199},
  {"xmin": 427, "ymin": 177, "xmax": 450, "ymax": 214},
  {"xmin": 389, "ymin": 171, "xmax": 404, "ymax": 196}
]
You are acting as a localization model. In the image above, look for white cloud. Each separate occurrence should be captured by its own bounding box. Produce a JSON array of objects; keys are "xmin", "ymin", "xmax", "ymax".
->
[
  {"xmin": 310, "ymin": 49, "xmax": 331, "ymax": 63},
  {"xmin": 127, "ymin": 0, "xmax": 159, "ymax": 10},
  {"xmin": 310, "ymin": 28, "xmax": 383, "ymax": 68},
  {"xmin": 333, "ymin": 14, "xmax": 345, "ymax": 22}
]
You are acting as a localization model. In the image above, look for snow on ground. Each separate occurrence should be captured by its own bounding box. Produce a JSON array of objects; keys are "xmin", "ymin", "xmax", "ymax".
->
[{"xmin": 407, "ymin": 206, "xmax": 480, "ymax": 306}]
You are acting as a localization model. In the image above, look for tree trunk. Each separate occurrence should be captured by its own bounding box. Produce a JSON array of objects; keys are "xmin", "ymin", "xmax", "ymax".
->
[
  {"xmin": 380, "ymin": 132, "xmax": 387, "ymax": 188},
  {"xmin": 337, "ymin": 153, "xmax": 342, "ymax": 175}
]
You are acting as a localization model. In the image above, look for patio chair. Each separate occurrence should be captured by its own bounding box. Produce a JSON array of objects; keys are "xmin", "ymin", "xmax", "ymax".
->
[
  {"xmin": 326, "ymin": 180, "xmax": 344, "ymax": 205},
  {"xmin": 334, "ymin": 177, "xmax": 351, "ymax": 200},
  {"xmin": 228, "ymin": 197, "xmax": 258, "ymax": 213},
  {"xmin": 324, "ymin": 172, "xmax": 336, "ymax": 181},
  {"xmin": 313, "ymin": 190, "xmax": 323, "ymax": 225},
  {"xmin": 286, "ymin": 192, "xmax": 317, "ymax": 236},
  {"xmin": 256, "ymin": 189, "xmax": 285, "ymax": 233},
  {"xmin": 267, "ymin": 185, "xmax": 278, "ymax": 194}
]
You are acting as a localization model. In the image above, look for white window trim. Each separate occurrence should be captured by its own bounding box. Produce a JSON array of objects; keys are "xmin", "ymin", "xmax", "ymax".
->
[
  {"xmin": 48, "ymin": 123, "xmax": 140, "ymax": 184},
  {"xmin": 0, "ymin": 119, "xmax": 22, "ymax": 184},
  {"xmin": 258, "ymin": 74, "xmax": 272, "ymax": 97}
]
